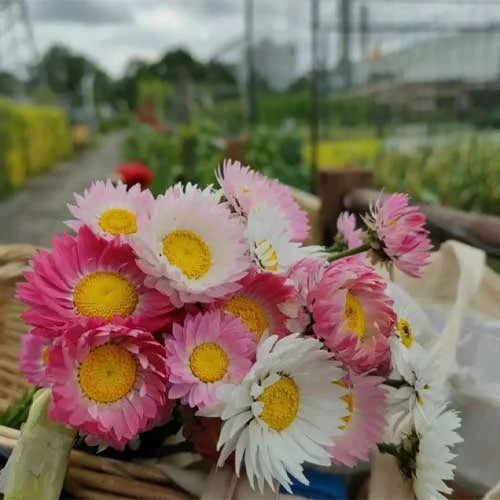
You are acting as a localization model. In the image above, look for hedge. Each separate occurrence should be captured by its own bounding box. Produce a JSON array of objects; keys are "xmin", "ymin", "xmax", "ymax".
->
[{"xmin": 0, "ymin": 99, "xmax": 72, "ymax": 196}]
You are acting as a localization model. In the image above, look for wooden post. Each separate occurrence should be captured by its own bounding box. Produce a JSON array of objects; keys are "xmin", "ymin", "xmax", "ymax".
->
[{"xmin": 318, "ymin": 168, "xmax": 373, "ymax": 245}]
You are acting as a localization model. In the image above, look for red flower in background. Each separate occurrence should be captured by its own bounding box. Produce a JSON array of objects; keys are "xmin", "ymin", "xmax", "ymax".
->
[{"xmin": 117, "ymin": 162, "xmax": 153, "ymax": 189}]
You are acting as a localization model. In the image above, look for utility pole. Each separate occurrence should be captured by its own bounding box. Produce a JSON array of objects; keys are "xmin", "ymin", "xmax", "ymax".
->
[
  {"xmin": 339, "ymin": 0, "xmax": 352, "ymax": 88},
  {"xmin": 245, "ymin": 0, "xmax": 258, "ymax": 125},
  {"xmin": 0, "ymin": 0, "xmax": 39, "ymax": 80},
  {"xmin": 360, "ymin": 4, "xmax": 369, "ymax": 60},
  {"xmin": 310, "ymin": 0, "xmax": 320, "ymax": 193}
]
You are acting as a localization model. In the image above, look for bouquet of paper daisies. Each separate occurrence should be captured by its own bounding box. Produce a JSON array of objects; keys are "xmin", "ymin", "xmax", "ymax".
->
[{"xmin": 16, "ymin": 160, "xmax": 462, "ymax": 499}]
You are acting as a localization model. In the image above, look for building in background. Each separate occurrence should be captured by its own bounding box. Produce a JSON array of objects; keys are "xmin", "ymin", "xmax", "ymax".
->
[{"xmin": 342, "ymin": 27, "xmax": 500, "ymax": 117}]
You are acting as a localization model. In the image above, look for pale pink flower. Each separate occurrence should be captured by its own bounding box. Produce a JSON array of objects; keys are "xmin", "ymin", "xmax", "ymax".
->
[
  {"xmin": 217, "ymin": 159, "xmax": 309, "ymax": 242},
  {"xmin": 216, "ymin": 269, "xmax": 299, "ymax": 341},
  {"xmin": 17, "ymin": 226, "xmax": 175, "ymax": 332},
  {"xmin": 366, "ymin": 193, "xmax": 432, "ymax": 278},
  {"xmin": 336, "ymin": 212, "xmax": 363, "ymax": 249},
  {"xmin": 47, "ymin": 324, "xmax": 169, "ymax": 449},
  {"xmin": 311, "ymin": 260, "xmax": 395, "ymax": 374},
  {"xmin": 328, "ymin": 373, "xmax": 387, "ymax": 467},
  {"xmin": 19, "ymin": 329, "xmax": 58, "ymax": 386},
  {"xmin": 132, "ymin": 184, "xmax": 250, "ymax": 307},
  {"xmin": 165, "ymin": 311, "xmax": 255, "ymax": 408},
  {"xmin": 66, "ymin": 180, "xmax": 153, "ymax": 243}
]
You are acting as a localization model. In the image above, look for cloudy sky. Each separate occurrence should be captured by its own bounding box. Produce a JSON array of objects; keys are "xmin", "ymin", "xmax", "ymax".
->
[{"xmin": 5, "ymin": 0, "xmax": 500, "ymax": 78}]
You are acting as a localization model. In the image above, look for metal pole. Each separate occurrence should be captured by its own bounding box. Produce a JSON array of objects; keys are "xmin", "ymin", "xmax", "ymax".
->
[
  {"xmin": 339, "ymin": 0, "xmax": 352, "ymax": 88},
  {"xmin": 245, "ymin": 0, "xmax": 257, "ymax": 125},
  {"xmin": 310, "ymin": 0, "xmax": 320, "ymax": 193},
  {"xmin": 360, "ymin": 4, "xmax": 369, "ymax": 59}
]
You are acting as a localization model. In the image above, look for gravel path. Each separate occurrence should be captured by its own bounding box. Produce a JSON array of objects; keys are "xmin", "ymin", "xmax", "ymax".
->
[{"xmin": 0, "ymin": 132, "xmax": 125, "ymax": 247}]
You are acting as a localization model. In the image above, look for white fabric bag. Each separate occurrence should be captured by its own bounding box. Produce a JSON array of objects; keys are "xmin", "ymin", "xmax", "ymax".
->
[{"xmin": 370, "ymin": 240, "xmax": 500, "ymax": 499}]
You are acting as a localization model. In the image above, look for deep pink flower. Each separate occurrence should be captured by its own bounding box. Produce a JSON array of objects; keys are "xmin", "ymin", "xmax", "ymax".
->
[
  {"xmin": 216, "ymin": 269, "xmax": 299, "ymax": 341},
  {"xmin": 366, "ymin": 194, "xmax": 432, "ymax": 278},
  {"xmin": 47, "ymin": 324, "xmax": 170, "ymax": 449},
  {"xmin": 165, "ymin": 311, "xmax": 255, "ymax": 409},
  {"xmin": 311, "ymin": 260, "xmax": 395, "ymax": 374},
  {"xmin": 217, "ymin": 159, "xmax": 310, "ymax": 242},
  {"xmin": 17, "ymin": 226, "xmax": 175, "ymax": 332},
  {"xmin": 285, "ymin": 258, "xmax": 327, "ymax": 331}
]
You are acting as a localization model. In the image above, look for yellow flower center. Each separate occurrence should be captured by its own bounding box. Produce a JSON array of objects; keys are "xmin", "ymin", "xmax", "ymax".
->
[
  {"xmin": 241, "ymin": 185, "xmax": 250, "ymax": 193},
  {"xmin": 256, "ymin": 239, "xmax": 278, "ymax": 272},
  {"xmin": 162, "ymin": 230, "xmax": 211, "ymax": 280},
  {"xmin": 189, "ymin": 343, "xmax": 229, "ymax": 383},
  {"xmin": 73, "ymin": 271, "xmax": 138, "ymax": 320},
  {"xmin": 343, "ymin": 292, "xmax": 365, "ymax": 339},
  {"xmin": 41, "ymin": 346, "xmax": 51, "ymax": 366},
  {"xmin": 78, "ymin": 344, "xmax": 137, "ymax": 403},
  {"xmin": 224, "ymin": 295, "xmax": 269, "ymax": 341},
  {"xmin": 339, "ymin": 392, "xmax": 354, "ymax": 431},
  {"xmin": 396, "ymin": 318, "xmax": 414, "ymax": 348},
  {"xmin": 258, "ymin": 376, "xmax": 300, "ymax": 432},
  {"xmin": 98, "ymin": 208, "xmax": 137, "ymax": 235}
]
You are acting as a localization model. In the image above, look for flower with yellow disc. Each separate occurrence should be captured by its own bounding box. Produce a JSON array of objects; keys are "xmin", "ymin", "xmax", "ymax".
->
[
  {"xmin": 246, "ymin": 203, "xmax": 322, "ymax": 275},
  {"xmin": 132, "ymin": 185, "xmax": 250, "ymax": 307},
  {"xmin": 47, "ymin": 323, "xmax": 170, "ymax": 449},
  {"xmin": 200, "ymin": 333, "xmax": 347, "ymax": 493},
  {"xmin": 17, "ymin": 226, "xmax": 175, "ymax": 332},
  {"xmin": 165, "ymin": 311, "xmax": 255, "ymax": 409},
  {"xmin": 66, "ymin": 180, "xmax": 153, "ymax": 243}
]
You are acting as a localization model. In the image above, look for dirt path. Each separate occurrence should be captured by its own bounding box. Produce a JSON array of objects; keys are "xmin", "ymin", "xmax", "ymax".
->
[{"xmin": 0, "ymin": 132, "xmax": 125, "ymax": 247}]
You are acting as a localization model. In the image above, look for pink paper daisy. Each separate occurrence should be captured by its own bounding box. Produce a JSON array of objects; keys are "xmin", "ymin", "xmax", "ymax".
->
[
  {"xmin": 47, "ymin": 324, "xmax": 169, "ymax": 449},
  {"xmin": 336, "ymin": 212, "xmax": 363, "ymax": 249},
  {"xmin": 165, "ymin": 311, "xmax": 255, "ymax": 409},
  {"xmin": 66, "ymin": 180, "xmax": 153, "ymax": 243},
  {"xmin": 217, "ymin": 269, "xmax": 298, "ymax": 341},
  {"xmin": 19, "ymin": 329, "xmax": 59, "ymax": 386},
  {"xmin": 17, "ymin": 226, "xmax": 175, "ymax": 332},
  {"xmin": 311, "ymin": 260, "xmax": 395, "ymax": 374},
  {"xmin": 328, "ymin": 373, "xmax": 387, "ymax": 467},
  {"xmin": 365, "ymin": 193, "xmax": 432, "ymax": 278},
  {"xmin": 132, "ymin": 184, "xmax": 250, "ymax": 307},
  {"xmin": 285, "ymin": 258, "xmax": 327, "ymax": 331},
  {"xmin": 217, "ymin": 159, "xmax": 309, "ymax": 242}
]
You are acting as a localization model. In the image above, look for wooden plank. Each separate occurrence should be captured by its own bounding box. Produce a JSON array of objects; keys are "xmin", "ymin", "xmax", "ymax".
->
[{"xmin": 318, "ymin": 169, "xmax": 374, "ymax": 246}]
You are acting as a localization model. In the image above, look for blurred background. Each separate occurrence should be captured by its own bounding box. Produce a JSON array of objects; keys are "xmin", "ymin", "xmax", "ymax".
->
[{"xmin": 2, "ymin": 0, "xmax": 500, "ymax": 246}]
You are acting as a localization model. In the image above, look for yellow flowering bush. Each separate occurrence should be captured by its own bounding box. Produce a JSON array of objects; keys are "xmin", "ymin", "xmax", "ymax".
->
[
  {"xmin": 303, "ymin": 138, "xmax": 382, "ymax": 170},
  {"xmin": 0, "ymin": 99, "xmax": 72, "ymax": 195}
]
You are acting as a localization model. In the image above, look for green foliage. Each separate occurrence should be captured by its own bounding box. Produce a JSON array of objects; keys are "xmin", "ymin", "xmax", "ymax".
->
[
  {"xmin": 256, "ymin": 92, "xmax": 377, "ymax": 129},
  {"xmin": 98, "ymin": 112, "xmax": 131, "ymax": 133},
  {"xmin": 0, "ymin": 99, "xmax": 72, "ymax": 198},
  {"xmin": 122, "ymin": 123, "xmax": 183, "ymax": 195},
  {"xmin": 373, "ymin": 134, "xmax": 500, "ymax": 214},
  {"xmin": 246, "ymin": 124, "xmax": 309, "ymax": 190},
  {"xmin": 0, "ymin": 388, "xmax": 37, "ymax": 429}
]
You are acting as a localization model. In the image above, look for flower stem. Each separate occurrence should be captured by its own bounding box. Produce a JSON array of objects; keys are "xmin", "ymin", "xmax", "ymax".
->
[
  {"xmin": 327, "ymin": 243, "xmax": 371, "ymax": 262},
  {"xmin": 383, "ymin": 379, "xmax": 408, "ymax": 389},
  {"xmin": 377, "ymin": 442, "xmax": 400, "ymax": 457}
]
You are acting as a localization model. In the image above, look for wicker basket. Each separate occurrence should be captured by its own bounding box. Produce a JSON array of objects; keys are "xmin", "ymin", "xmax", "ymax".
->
[{"xmin": 0, "ymin": 245, "xmax": 194, "ymax": 499}]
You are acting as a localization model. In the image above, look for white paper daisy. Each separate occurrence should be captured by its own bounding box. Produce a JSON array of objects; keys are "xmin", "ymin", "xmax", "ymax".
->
[
  {"xmin": 413, "ymin": 407, "xmax": 463, "ymax": 500},
  {"xmin": 66, "ymin": 180, "xmax": 153, "ymax": 242},
  {"xmin": 386, "ymin": 351, "xmax": 444, "ymax": 440},
  {"xmin": 201, "ymin": 333, "xmax": 347, "ymax": 492},
  {"xmin": 132, "ymin": 184, "xmax": 250, "ymax": 307},
  {"xmin": 246, "ymin": 203, "xmax": 323, "ymax": 274}
]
